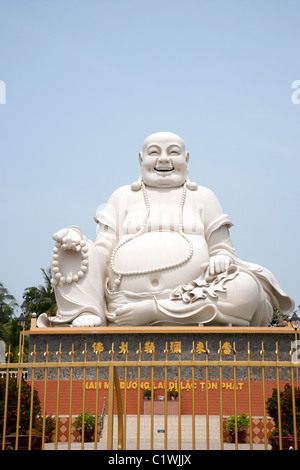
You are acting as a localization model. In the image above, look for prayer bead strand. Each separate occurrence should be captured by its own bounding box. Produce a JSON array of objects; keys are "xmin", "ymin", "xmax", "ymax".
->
[
  {"xmin": 110, "ymin": 182, "xmax": 193, "ymax": 290},
  {"xmin": 51, "ymin": 240, "xmax": 89, "ymax": 287}
]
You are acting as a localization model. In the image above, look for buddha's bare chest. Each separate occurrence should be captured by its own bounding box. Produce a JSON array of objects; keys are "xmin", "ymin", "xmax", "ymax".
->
[
  {"xmin": 121, "ymin": 199, "xmax": 204, "ymax": 235},
  {"xmin": 109, "ymin": 192, "xmax": 207, "ymax": 292}
]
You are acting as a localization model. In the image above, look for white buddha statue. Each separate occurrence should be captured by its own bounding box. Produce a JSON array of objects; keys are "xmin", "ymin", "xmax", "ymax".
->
[{"xmin": 37, "ymin": 132, "xmax": 294, "ymax": 327}]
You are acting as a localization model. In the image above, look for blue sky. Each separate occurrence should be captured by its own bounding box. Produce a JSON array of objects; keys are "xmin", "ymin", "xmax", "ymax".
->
[{"xmin": 0, "ymin": 0, "xmax": 299, "ymax": 312}]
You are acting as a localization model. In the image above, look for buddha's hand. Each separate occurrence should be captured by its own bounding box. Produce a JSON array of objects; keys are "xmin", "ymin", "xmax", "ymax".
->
[
  {"xmin": 52, "ymin": 227, "xmax": 83, "ymax": 252},
  {"xmin": 209, "ymin": 255, "xmax": 233, "ymax": 275}
]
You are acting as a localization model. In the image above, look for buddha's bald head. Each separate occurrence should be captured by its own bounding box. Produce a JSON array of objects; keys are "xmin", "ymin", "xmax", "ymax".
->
[
  {"xmin": 140, "ymin": 132, "xmax": 189, "ymax": 189},
  {"xmin": 142, "ymin": 132, "xmax": 186, "ymax": 154}
]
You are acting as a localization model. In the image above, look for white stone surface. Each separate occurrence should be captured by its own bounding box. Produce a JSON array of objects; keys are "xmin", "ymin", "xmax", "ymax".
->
[{"xmin": 37, "ymin": 132, "xmax": 294, "ymax": 328}]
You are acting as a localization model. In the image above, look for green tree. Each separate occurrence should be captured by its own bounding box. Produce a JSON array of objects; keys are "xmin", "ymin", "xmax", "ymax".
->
[
  {"xmin": 0, "ymin": 377, "xmax": 41, "ymax": 435},
  {"xmin": 0, "ymin": 319, "xmax": 21, "ymax": 362},
  {"xmin": 0, "ymin": 283, "xmax": 21, "ymax": 362},
  {"xmin": 22, "ymin": 268, "xmax": 57, "ymax": 317},
  {"xmin": 0, "ymin": 282, "xmax": 18, "ymax": 324},
  {"xmin": 266, "ymin": 383, "xmax": 300, "ymax": 436}
]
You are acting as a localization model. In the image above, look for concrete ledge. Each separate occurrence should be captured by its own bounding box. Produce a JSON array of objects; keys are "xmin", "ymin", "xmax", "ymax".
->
[{"xmin": 26, "ymin": 325, "xmax": 296, "ymax": 335}]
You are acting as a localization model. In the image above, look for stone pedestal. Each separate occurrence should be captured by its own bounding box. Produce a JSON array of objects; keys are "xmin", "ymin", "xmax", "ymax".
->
[{"xmin": 26, "ymin": 324, "xmax": 297, "ymax": 381}]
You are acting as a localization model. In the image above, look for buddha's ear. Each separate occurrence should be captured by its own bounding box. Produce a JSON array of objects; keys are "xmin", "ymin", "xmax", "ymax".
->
[
  {"xmin": 186, "ymin": 151, "xmax": 189, "ymax": 163},
  {"xmin": 131, "ymin": 152, "xmax": 143, "ymax": 191}
]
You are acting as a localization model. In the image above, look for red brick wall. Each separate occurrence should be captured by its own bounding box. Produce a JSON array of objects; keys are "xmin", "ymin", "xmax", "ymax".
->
[{"xmin": 32, "ymin": 379, "xmax": 283, "ymax": 417}]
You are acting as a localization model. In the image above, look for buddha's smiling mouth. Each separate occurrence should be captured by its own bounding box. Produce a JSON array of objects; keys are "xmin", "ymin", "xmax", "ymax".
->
[{"xmin": 154, "ymin": 167, "xmax": 175, "ymax": 173}]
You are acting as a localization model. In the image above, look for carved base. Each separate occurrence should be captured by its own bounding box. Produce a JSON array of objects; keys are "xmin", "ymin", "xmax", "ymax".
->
[{"xmin": 26, "ymin": 325, "xmax": 296, "ymax": 381}]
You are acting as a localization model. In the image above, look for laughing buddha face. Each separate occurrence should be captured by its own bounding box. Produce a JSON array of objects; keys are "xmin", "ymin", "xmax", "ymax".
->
[{"xmin": 139, "ymin": 132, "xmax": 189, "ymax": 189}]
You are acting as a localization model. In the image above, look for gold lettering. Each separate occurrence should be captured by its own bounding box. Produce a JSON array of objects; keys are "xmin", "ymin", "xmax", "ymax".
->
[
  {"xmin": 132, "ymin": 381, "xmax": 137, "ymax": 389},
  {"xmin": 144, "ymin": 342, "xmax": 155, "ymax": 354},
  {"xmin": 92, "ymin": 342, "xmax": 104, "ymax": 355},
  {"xmin": 222, "ymin": 342, "xmax": 232, "ymax": 355},
  {"xmin": 195, "ymin": 341, "xmax": 205, "ymax": 354},
  {"xmin": 169, "ymin": 341, "xmax": 182, "ymax": 354},
  {"xmin": 85, "ymin": 379, "xmax": 245, "ymax": 392},
  {"xmin": 221, "ymin": 382, "xmax": 244, "ymax": 390},
  {"xmin": 118, "ymin": 342, "xmax": 128, "ymax": 354}
]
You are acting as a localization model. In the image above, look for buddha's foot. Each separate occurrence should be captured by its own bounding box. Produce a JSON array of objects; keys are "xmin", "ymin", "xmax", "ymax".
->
[
  {"xmin": 112, "ymin": 299, "xmax": 159, "ymax": 326},
  {"xmin": 72, "ymin": 313, "xmax": 103, "ymax": 327}
]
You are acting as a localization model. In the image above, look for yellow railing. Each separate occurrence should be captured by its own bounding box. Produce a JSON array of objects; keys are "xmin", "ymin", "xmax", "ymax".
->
[{"xmin": 0, "ymin": 334, "xmax": 299, "ymax": 451}]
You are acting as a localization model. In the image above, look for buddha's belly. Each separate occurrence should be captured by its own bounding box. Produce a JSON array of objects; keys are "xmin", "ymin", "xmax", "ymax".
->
[{"xmin": 109, "ymin": 232, "xmax": 209, "ymax": 293}]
